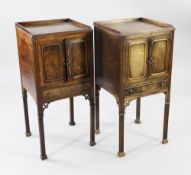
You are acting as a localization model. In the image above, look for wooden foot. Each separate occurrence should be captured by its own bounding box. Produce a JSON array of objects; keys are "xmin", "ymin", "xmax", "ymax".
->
[
  {"xmin": 135, "ymin": 119, "xmax": 141, "ymax": 124},
  {"xmin": 25, "ymin": 131, "xmax": 32, "ymax": 137},
  {"xmin": 69, "ymin": 121, "xmax": 75, "ymax": 126},
  {"xmin": 90, "ymin": 141, "xmax": 96, "ymax": 146},
  {"xmin": 40, "ymin": 154, "xmax": 48, "ymax": 160},
  {"xmin": 162, "ymin": 139, "xmax": 168, "ymax": 144},
  {"xmin": 95, "ymin": 129, "xmax": 100, "ymax": 134},
  {"xmin": 118, "ymin": 151, "xmax": 126, "ymax": 157}
]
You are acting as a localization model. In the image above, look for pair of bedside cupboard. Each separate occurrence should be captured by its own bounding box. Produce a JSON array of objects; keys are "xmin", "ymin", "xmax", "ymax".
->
[
  {"xmin": 94, "ymin": 18, "xmax": 175, "ymax": 157},
  {"xmin": 16, "ymin": 17, "xmax": 175, "ymax": 159},
  {"xmin": 16, "ymin": 19, "xmax": 95, "ymax": 160}
]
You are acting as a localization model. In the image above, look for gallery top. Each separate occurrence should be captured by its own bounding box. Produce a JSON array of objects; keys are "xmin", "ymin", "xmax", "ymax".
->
[
  {"xmin": 94, "ymin": 17, "xmax": 175, "ymax": 36},
  {"xmin": 16, "ymin": 19, "xmax": 91, "ymax": 36}
]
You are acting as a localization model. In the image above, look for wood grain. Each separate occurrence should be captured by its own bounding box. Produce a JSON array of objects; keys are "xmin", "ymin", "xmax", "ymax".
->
[
  {"xmin": 16, "ymin": 19, "xmax": 95, "ymax": 160},
  {"xmin": 94, "ymin": 17, "xmax": 175, "ymax": 157}
]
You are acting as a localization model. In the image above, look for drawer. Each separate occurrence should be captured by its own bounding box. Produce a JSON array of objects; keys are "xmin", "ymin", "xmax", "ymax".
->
[
  {"xmin": 42, "ymin": 83, "xmax": 91, "ymax": 103},
  {"xmin": 125, "ymin": 80, "xmax": 168, "ymax": 96}
]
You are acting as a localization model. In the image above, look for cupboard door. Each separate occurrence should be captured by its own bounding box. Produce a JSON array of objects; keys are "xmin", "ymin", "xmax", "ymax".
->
[
  {"xmin": 65, "ymin": 38, "xmax": 89, "ymax": 82},
  {"xmin": 37, "ymin": 42, "xmax": 67, "ymax": 86},
  {"xmin": 124, "ymin": 39, "xmax": 148, "ymax": 86},
  {"xmin": 149, "ymin": 36, "xmax": 170, "ymax": 77}
]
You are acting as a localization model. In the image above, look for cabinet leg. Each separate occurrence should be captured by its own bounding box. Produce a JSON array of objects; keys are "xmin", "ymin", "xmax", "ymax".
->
[
  {"xmin": 118, "ymin": 103, "xmax": 126, "ymax": 157},
  {"xmin": 89, "ymin": 95, "xmax": 96, "ymax": 146},
  {"xmin": 95, "ymin": 85, "xmax": 100, "ymax": 134},
  {"xmin": 38, "ymin": 108, "xmax": 47, "ymax": 160},
  {"xmin": 162, "ymin": 93, "xmax": 170, "ymax": 144},
  {"xmin": 22, "ymin": 88, "xmax": 31, "ymax": 137},
  {"xmin": 135, "ymin": 98, "xmax": 141, "ymax": 124},
  {"xmin": 69, "ymin": 97, "xmax": 75, "ymax": 126}
]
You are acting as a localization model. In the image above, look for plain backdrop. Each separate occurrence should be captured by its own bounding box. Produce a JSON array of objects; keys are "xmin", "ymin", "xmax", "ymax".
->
[{"xmin": 0, "ymin": 0, "xmax": 191, "ymax": 175}]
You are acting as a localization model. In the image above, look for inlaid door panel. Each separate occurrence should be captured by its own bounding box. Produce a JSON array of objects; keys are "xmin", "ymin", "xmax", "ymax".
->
[
  {"xmin": 37, "ymin": 42, "xmax": 67, "ymax": 86},
  {"xmin": 149, "ymin": 35, "xmax": 170, "ymax": 77},
  {"xmin": 42, "ymin": 44, "xmax": 63, "ymax": 81},
  {"xmin": 65, "ymin": 38, "xmax": 89, "ymax": 82},
  {"xmin": 124, "ymin": 39, "xmax": 148, "ymax": 85}
]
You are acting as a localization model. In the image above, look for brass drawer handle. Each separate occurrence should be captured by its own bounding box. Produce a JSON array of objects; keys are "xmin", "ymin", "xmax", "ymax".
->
[
  {"xmin": 160, "ymin": 82, "xmax": 166, "ymax": 88},
  {"xmin": 66, "ymin": 59, "xmax": 72, "ymax": 66},
  {"xmin": 128, "ymin": 89, "xmax": 134, "ymax": 95}
]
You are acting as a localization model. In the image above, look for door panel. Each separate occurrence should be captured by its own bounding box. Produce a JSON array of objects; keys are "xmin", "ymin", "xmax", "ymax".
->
[
  {"xmin": 149, "ymin": 36, "xmax": 170, "ymax": 77},
  {"xmin": 65, "ymin": 38, "xmax": 89, "ymax": 81},
  {"xmin": 125, "ymin": 39, "xmax": 148, "ymax": 85},
  {"xmin": 38, "ymin": 42, "xmax": 66, "ymax": 86},
  {"xmin": 42, "ymin": 44, "xmax": 63, "ymax": 81},
  {"xmin": 151, "ymin": 39, "xmax": 167, "ymax": 73},
  {"xmin": 129, "ymin": 43, "xmax": 146, "ymax": 79}
]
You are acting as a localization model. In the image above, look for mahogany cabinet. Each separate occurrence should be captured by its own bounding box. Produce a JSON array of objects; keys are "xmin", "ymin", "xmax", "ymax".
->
[
  {"xmin": 16, "ymin": 19, "xmax": 95, "ymax": 160},
  {"xmin": 94, "ymin": 18, "xmax": 175, "ymax": 157}
]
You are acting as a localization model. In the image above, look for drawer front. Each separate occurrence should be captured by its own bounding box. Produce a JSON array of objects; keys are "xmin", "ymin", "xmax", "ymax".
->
[
  {"xmin": 125, "ymin": 80, "xmax": 168, "ymax": 97},
  {"xmin": 42, "ymin": 83, "xmax": 91, "ymax": 103}
]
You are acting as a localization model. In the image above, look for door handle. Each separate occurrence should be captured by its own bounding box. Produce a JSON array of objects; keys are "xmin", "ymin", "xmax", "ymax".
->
[
  {"xmin": 160, "ymin": 82, "xmax": 166, "ymax": 88},
  {"xmin": 128, "ymin": 88, "xmax": 134, "ymax": 96},
  {"xmin": 147, "ymin": 57, "xmax": 154, "ymax": 76},
  {"xmin": 66, "ymin": 59, "xmax": 72, "ymax": 66},
  {"xmin": 147, "ymin": 57, "xmax": 153, "ymax": 64}
]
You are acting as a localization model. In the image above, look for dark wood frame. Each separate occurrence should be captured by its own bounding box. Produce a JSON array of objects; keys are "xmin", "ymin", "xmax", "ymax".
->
[
  {"xmin": 94, "ymin": 17, "xmax": 175, "ymax": 157},
  {"xmin": 16, "ymin": 19, "xmax": 96, "ymax": 160}
]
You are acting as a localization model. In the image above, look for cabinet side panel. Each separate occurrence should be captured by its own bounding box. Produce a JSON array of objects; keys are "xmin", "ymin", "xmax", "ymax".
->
[
  {"xmin": 95, "ymin": 27, "xmax": 121, "ymax": 96},
  {"xmin": 16, "ymin": 27, "xmax": 37, "ymax": 101}
]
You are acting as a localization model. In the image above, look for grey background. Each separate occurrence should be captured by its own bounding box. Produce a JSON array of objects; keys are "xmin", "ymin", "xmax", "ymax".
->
[{"xmin": 0, "ymin": 0, "xmax": 191, "ymax": 174}]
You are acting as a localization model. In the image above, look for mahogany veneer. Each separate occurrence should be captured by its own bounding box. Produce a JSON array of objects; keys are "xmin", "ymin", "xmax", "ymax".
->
[{"xmin": 16, "ymin": 19, "xmax": 95, "ymax": 160}]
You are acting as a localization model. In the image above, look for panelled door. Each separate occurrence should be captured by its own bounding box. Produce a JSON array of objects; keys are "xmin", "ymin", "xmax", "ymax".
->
[
  {"xmin": 148, "ymin": 35, "xmax": 171, "ymax": 78},
  {"xmin": 37, "ymin": 39, "xmax": 67, "ymax": 87},
  {"xmin": 124, "ymin": 34, "xmax": 171, "ymax": 87},
  {"xmin": 65, "ymin": 37, "xmax": 89, "ymax": 82},
  {"xmin": 124, "ymin": 39, "xmax": 148, "ymax": 87},
  {"xmin": 36, "ymin": 34, "xmax": 90, "ymax": 87}
]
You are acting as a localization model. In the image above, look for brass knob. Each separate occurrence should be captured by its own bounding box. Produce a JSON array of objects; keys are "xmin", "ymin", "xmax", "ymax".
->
[
  {"xmin": 128, "ymin": 89, "xmax": 133, "ymax": 95},
  {"xmin": 66, "ymin": 59, "xmax": 72, "ymax": 66},
  {"xmin": 160, "ymin": 82, "xmax": 166, "ymax": 88},
  {"xmin": 147, "ymin": 58, "xmax": 153, "ymax": 64}
]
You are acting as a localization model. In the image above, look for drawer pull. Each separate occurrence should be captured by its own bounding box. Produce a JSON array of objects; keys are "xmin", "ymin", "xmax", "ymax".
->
[
  {"xmin": 128, "ymin": 89, "xmax": 133, "ymax": 95},
  {"xmin": 66, "ymin": 59, "xmax": 72, "ymax": 66},
  {"xmin": 160, "ymin": 82, "xmax": 166, "ymax": 88}
]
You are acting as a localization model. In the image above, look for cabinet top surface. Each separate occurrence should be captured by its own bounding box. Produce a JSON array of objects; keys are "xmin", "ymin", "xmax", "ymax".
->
[
  {"xmin": 94, "ymin": 17, "xmax": 174, "ymax": 35},
  {"xmin": 16, "ymin": 19, "xmax": 91, "ymax": 36}
]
